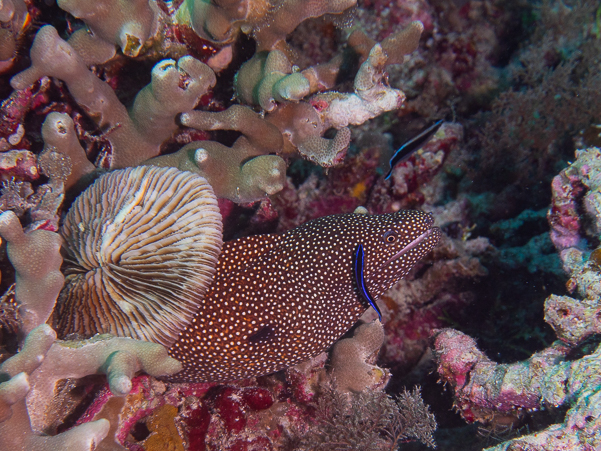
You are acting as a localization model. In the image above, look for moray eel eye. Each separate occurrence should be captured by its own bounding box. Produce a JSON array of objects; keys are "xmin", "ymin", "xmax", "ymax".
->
[{"xmin": 383, "ymin": 230, "xmax": 397, "ymax": 243}]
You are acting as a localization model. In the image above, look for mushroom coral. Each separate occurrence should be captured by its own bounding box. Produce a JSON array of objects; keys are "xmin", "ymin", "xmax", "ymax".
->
[{"xmin": 54, "ymin": 166, "xmax": 223, "ymax": 348}]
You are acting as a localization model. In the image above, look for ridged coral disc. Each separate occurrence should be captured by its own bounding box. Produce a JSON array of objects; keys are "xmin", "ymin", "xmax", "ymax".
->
[{"xmin": 55, "ymin": 166, "xmax": 223, "ymax": 347}]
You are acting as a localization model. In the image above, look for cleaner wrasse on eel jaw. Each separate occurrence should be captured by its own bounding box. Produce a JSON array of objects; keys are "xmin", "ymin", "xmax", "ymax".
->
[{"xmin": 168, "ymin": 209, "xmax": 440, "ymax": 382}]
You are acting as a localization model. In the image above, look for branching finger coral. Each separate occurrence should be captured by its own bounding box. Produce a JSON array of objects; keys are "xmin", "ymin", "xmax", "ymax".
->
[
  {"xmin": 40, "ymin": 112, "xmax": 99, "ymax": 193},
  {"xmin": 176, "ymin": 0, "xmax": 252, "ymax": 44},
  {"xmin": 266, "ymin": 102, "xmax": 352, "ymax": 167},
  {"xmin": 235, "ymin": 49, "xmax": 312, "ymax": 111},
  {"xmin": 57, "ymin": 0, "xmax": 158, "ymax": 59},
  {"xmin": 329, "ymin": 320, "xmax": 390, "ymax": 393},
  {"xmin": 180, "ymin": 105, "xmax": 284, "ymax": 155},
  {"xmin": 0, "ymin": 211, "xmax": 63, "ymax": 336},
  {"xmin": 0, "ymin": 0, "xmax": 28, "ymax": 73},
  {"xmin": 0, "ymin": 325, "xmax": 56, "ymax": 422},
  {"xmin": 250, "ymin": 0, "xmax": 357, "ymax": 51},
  {"xmin": 25, "ymin": 333, "xmax": 183, "ymax": 432},
  {"xmin": 130, "ymin": 56, "xmax": 216, "ymax": 148},
  {"xmin": 0, "ymin": 325, "xmax": 111, "ymax": 451},
  {"xmin": 5, "ymin": 5, "xmax": 424, "ymax": 213},
  {"xmin": 174, "ymin": 0, "xmax": 357, "ymax": 50},
  {"xmin": 312, "ymin": 22, "xmax": 425, "ymax": 131},
  {"xmin": 147, "ymin": 105, "xmax": 287, "ymax": 202},
  {"xmin": 0, "ymin": 324, "xmax": 183, "ymax": 449},
  {"xmin": 11, "ymin": 25, "xmax": 216, "ymax": 169},
  {"xmin": 233, "ymin": 21, "xmax": 423, "ymax": 167}
]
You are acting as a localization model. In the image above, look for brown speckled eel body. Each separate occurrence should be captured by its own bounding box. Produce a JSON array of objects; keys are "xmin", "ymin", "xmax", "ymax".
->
[{"xmin": 169, "ymin": 210, "xmax": 440, "ymax": 382}]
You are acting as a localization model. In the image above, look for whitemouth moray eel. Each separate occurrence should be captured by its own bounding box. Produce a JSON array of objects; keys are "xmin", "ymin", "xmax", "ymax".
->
[{"xmin": 169, "ymin": 210, "xmax": 440, "ymax": 382}]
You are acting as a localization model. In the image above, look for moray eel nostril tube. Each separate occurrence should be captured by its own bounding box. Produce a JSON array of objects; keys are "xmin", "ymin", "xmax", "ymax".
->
[{"xmin": 169, "ymin": 209, "xmax": 440, "ymax": 382}]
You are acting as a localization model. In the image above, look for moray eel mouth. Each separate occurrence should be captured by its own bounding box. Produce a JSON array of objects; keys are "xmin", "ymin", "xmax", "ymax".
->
[{"xmin": 382, "ymin": 227, "xmax": 441, "ymax": 267}]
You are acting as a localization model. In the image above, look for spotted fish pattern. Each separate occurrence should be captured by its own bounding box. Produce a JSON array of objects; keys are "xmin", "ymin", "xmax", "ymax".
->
[{"xmin": 168, "ymin": 210, "xmax": 440, "ymax": 382}]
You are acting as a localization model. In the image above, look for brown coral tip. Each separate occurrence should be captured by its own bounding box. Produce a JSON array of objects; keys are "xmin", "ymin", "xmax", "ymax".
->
[{"xmin": 54, "ymin": 166, "xmax": 223, "ymax": 347}]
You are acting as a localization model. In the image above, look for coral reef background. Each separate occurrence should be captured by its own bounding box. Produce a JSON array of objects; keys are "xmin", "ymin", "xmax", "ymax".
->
[{"xmin": 1, "ymin": 0, "xmax": 601, "ymax": 450}]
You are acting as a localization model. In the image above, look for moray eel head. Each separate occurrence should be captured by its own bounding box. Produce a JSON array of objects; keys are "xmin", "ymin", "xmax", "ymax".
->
[
  {"xmin": 354, "ymin": 210, "xmax": 440, "ymax": 320},
  {"xmin": 169, "ymin": 209, "xmax": 440, "ymax": 382},
  {"xmin": 360, "ymin": 210, "xmax": 440, "ymax": 297}
]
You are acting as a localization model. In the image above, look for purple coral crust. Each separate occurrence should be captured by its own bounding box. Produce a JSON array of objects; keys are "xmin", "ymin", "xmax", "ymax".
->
[
  {"xmin": 548, "ymin": 165, "xmax": 585, "ymax": 251},
  {"xmin": 0, "ymin": 150, "xmax": 38, "ymax": 181},
  {"xmin": 432, "ymin": 326, "xmax": 601, "ymax": 450},
  {"xmin": 432, "ymin": 328, "xmax": 562, "ymax": 423}
]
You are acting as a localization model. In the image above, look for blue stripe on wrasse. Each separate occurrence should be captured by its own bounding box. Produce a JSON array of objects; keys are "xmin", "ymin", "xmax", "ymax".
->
[
  {"xmin": 385, "ymin": 120, "xmax": 444, "ymax": 180},
  {"xmin": 353, "ymin": 244, "xmax": 383, "ymax": 322}
]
